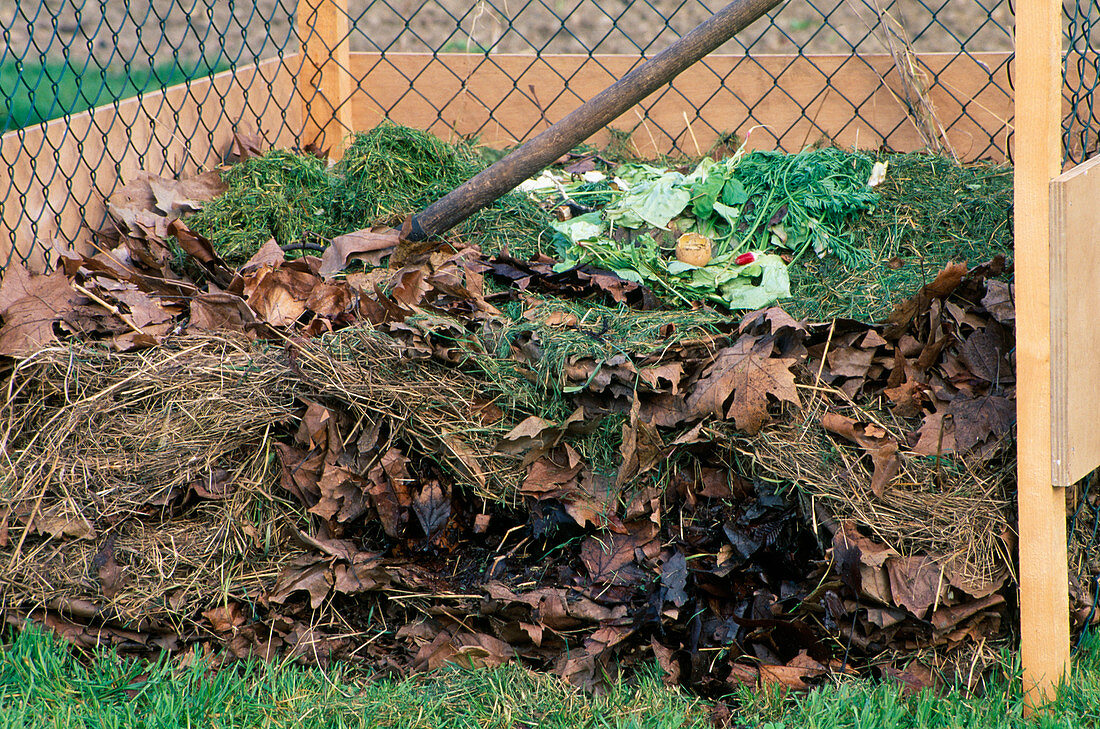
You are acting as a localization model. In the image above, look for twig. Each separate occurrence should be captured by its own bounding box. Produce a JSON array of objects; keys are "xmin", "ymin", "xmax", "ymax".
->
[
  {"xmin": 71, "ymin": 282, "xmax": 148, "ymax": 336},
  {"xmin": 683, "ymin": 111, "xmax": 702, "ymax": 158}
]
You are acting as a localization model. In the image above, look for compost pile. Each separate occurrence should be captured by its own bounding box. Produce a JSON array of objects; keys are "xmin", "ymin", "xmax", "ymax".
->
[{"xmin": 0, "ymin": 125, "xmax": 1065, "ymax": 694}]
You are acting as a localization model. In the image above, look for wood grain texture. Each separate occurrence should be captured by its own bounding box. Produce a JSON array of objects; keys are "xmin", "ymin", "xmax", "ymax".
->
[
  {"xmin": 0, "ymin": 57, "xmax": 296, "ymax": 267},
  {"xmin": 1051, "ymin": 155, "xmax": 1100, "ymax": 487},
  {"xmin": 346, "ymin": 52, "xmax": 1013, "ymax": 162},
  {"xmin": 297, "ymin": 0, "xmax": 354, "ymax": 156},
  {"xmin": 1014, "ymin": 0, "xmax": 1071, "ymax": 708}
]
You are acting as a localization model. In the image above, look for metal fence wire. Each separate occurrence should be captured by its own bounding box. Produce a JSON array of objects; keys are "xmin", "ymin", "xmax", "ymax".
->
[
  {"xmin": 1, "ymin": 0, "xmax": 1020, "ymax": 267},
  {"xmin": 1064, "ymin": 0, "xmax": 1100, "ymax": 164}
]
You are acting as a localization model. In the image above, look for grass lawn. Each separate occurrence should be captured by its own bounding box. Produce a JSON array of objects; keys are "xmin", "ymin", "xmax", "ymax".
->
[
  {"xmin": 2, "ymin": 625, "xmax": 1100, "ymax": 728},
  {"xmin": 1, "ymin": 59, "xmax": 225, "ymax": 132}
]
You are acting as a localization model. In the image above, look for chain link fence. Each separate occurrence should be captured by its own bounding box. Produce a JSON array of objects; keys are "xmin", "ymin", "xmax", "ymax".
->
[
  {"xmin": 1, "ymin": 0, "xmax": 1020, "ymax": 268},
  {"xmin": 1064, "ymin": 0, "xmax": 1100, "ymax": 164}
]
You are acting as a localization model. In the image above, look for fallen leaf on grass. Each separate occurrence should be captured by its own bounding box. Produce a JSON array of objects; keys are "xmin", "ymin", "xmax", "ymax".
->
[
  {"xmin": 241, "ymin": 240, "xmax": 286, "ymax": 272},
  {"xmin": 107, "ymin": 171, "xmax": 225, "ymax": 237},
  {"xmin": 660, "ymin": 551, "xmax": 689, "ymax": 607},
  {"xmin": 884, "ymin": 262, "xmax": 968, "ymax": 339},
  {"xmin": 168, "ymin": 220, "xmax": 234, "ymax": 286},
  {"xmin": 826, "ymin": 344, "xmax": 876, "ymax": 379},
  {"xmin": 35, "ymin": 501, "xmax": 95, "ymax": 540},
  {"xmin": 912, "ymin": 395, "xmax": 1013, "ymax": 458},
  {"xmin": 310, "ymin": 465, "xmax": 371, "ymax": 523},
  {"xmin": 204, "ymin": 603, "xmax": 247, "ymax": 633},
  {"xmin": 831, "ymin": 522, "xmax": 898, "ymax": 605},
  {"xmin": 305, "ymin": 283, "xmax": 351, "ymax": 318},
  {"xmin": 496, "ymin": 408, "xmax": 586, "ymax": 462},
  {"xmin": 243, "ymin": 267, "xmax": 320, "ymax": 327},
  {"xmin": 881, "ymin": 663, "xmax": 936, "ymax": 695},
  {"xmin": 148, "ymin": 171, "xmax": 227, "ymax": 217},
  {"xmin": 947, "ymin": 395, "xmax": 1014, "ymax": 453},
  {"xmin": 92, "ymin": 537, "xmax": 126, "ymax": 599},
  {"xmin": 413, "ymin": 481, "xmax": 451, "ymax": 540},
  {"xmin": 911, "ymin": 411, "xmax": 956, "ymax": 457},
  {"xmin": 232, "ymin": 128, "xmax": 266, "ymax": 160},
  {"xmin": 616, "ymin": 409, "xmax": 666, "ymax": 487},
  {"xmin": 580, "ymin": 533, "xmax": 639, "ymax": 584},
  {"xmin": 269, "ymin": 556, "xmax": 333, "ymax": 609},
  {"xmin": 884, "ymin": 555, "xmax": 948, "ymax": 618},
  {"xmin": 318, "ymin": 228, "xmax": 401, "ymax": 279},
  {"xmin": 930, "ymin": 593, "xmax": 1005, "ymax": 635},
  {"xmin": 981, "ymin": 280, "xmax": 1014, "ymax": 324},
  {"xmin": 727, "ymin": 655, "xmax": 827, "ymax": 691},
  {"xmin": 650, "ymin": 638, "xmax": 681, "ymax": 684},
  {"xmin": 367, "ymin": 448, "xmax": 414, "ymax": 538},
  {"xmin": 883, "ymin": 379, "xmax": 925, "ymax": 419},
  {"xmin": 110, "ymin": 288, "xmax": 175, "ymax": 328},
  {"xmin": 274, "ymin": 443, "xmax": 324, "ymax": 506},
  {"xmin": 187, "ymin": 293, "xmax": 259, "ymax": 334},
  {"xmin": 522, "ymin": 446, "xmax": 584, "ymax": 496},
  {"xmin": 958, "ymin": 328, "xmax": 1012, "ymax": 384}
]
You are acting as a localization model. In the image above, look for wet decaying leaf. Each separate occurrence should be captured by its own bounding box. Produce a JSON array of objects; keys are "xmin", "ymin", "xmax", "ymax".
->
[{"xmin": 0, "ymin": 198, "xmax": 1023, "ymax": 698}]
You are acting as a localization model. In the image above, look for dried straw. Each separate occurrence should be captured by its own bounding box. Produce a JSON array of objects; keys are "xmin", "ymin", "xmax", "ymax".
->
[
  {"xmin": 0, "ymin": 328, "xmax": 529, "ymax": 628},
  {"xmin": 0, "ymin": 336, "xmax": 304, "ymax": 626},
  {"xmin": 731, "ymin": 392, "xmax": 1014, "ymax": 588}
]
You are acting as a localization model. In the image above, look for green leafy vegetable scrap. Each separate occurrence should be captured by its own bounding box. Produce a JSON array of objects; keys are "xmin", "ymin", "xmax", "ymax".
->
[{"xmin": 536, "ymin": 147, "xmax": 880, "ymax": 310}]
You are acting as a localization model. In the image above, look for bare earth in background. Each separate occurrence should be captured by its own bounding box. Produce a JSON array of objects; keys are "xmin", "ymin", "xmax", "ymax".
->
[{"xmin": 1, "ymin": 0, "xmax": 1012, "ymax": 67}]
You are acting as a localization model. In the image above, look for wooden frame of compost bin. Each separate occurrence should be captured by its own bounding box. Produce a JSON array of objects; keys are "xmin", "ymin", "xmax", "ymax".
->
[
  {"xmin": 0, "ymin": 0, "xmax": 1084, "ymax": 708},
  {"xmin": 1015, "ymin": 0, "xmax": 1075, "ymax": 711}
]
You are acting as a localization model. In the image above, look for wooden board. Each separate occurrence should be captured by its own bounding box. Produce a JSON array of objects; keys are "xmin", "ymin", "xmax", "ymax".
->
[
  {"xmin": 1014, "ymin": 0, "xmax": 1071, "ymax": 708},
  {"xmin": 1051, "ymin": 154, "xmax": 1100, "ymax": 486},
  {"xmin": 346, "ymin": 52, "xmax": 1014, "ymax": 162},
  {"xmin": 0, "ymin": 57, "xmax": 297, "ymax": 268},
  {"xmin": 297, "ymin": 0, "xmax": 354, "ymax": 155}
]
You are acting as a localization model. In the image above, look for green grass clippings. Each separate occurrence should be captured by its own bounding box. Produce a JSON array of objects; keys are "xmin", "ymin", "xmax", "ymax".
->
[
  {"xmin": 786, "ymin": 152, "xmax": 1013, "ymax": 322},
  {"xmin": 187, "ymin": 124, "xmax": 550, "ymax": 266}
]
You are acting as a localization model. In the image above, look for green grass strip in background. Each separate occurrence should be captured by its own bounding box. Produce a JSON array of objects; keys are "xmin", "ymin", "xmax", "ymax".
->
[{"xmin": 1, "ymin": 59, "xmax": 226, "ymax": 132}]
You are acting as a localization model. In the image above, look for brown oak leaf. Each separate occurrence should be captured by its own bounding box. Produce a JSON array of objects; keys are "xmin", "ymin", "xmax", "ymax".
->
[
  {"xmin": 685, "ymin": 336, "xmax": 800, "ymax": 434},
  {"xmin": 367, "ymin": 448, "xmax": 414, "ymax": 538},
  {"xmin": 947, "ymin": 395, "xmax": 1015, "ymax": 453},
  {"xmin": 580, "ymin": 533, "xmax": 641, "ymax": 584}
]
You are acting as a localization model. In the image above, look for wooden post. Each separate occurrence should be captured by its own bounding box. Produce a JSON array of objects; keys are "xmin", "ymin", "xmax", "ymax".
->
[
  {"xmin": 298, "ymin": 0, "xmax": 354, "ymax": 157},
  {"xmin": 1014, "ymin": 0, "xmax": 1071, "ymax": 710}
]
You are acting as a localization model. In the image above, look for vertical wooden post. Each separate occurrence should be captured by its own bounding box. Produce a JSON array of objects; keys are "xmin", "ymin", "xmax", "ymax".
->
[
  {"xmin": 298, "ymin": 0, "xmax": 354, "ymax": 157},
  {"xmin": 1014, "ymin": 0, "xmax": 1071, "ymax": 710}
]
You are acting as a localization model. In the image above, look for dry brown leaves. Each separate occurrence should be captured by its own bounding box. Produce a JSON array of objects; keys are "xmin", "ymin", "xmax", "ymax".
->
[{"xmin": 0, "ymin": 157, "xmax": 1024, "ymax": 696}]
